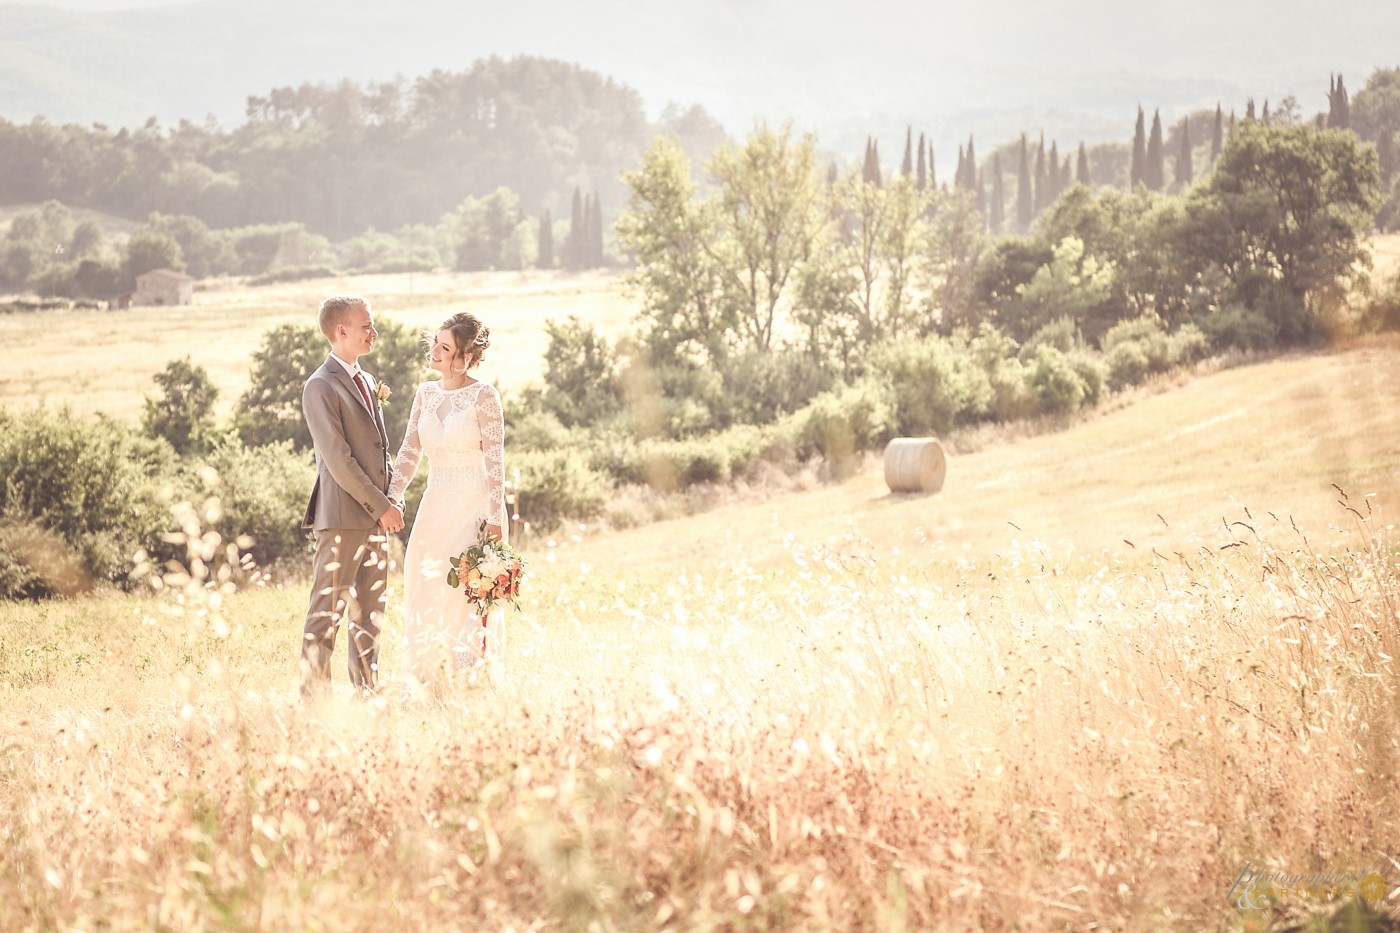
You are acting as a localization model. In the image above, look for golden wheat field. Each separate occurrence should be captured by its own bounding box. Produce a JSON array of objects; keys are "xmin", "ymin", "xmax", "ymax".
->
[
  {"xmin": 0, "ymin": 268, "xmax": 634, "ymax": 422},
  {"xmin": 3, "ymin": 335, "xmax": 1399, "ymax": 931}
]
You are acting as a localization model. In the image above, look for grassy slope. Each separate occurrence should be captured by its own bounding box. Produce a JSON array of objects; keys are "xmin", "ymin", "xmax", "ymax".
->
[
  {"xmin": 2, "ymin": 338, "xmax": 1398, "ymax": 930},
  {"xmin": 560, "ymin": 336, "xmax": 1400, "ymax": 580}
]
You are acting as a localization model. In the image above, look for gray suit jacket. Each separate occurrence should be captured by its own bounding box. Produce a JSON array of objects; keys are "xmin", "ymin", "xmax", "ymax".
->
[{"xmin": 301, "ymin": 356, "xmax": 394, "ymax": 531}]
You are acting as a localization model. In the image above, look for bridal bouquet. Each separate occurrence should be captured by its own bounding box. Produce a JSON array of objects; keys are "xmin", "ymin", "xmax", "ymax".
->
[{"xmin": 446, "ymin": 521, "xmax": 526, "ymax": 616}]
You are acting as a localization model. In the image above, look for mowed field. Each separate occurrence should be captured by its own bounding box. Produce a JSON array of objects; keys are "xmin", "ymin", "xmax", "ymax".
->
[
  {"xmin": 0, "ymin": 268, "xmax": 635, "ymax": 421},
  {"xmin": 2, "ymin": 334, "xmax": 1398, "ymax": 930}
]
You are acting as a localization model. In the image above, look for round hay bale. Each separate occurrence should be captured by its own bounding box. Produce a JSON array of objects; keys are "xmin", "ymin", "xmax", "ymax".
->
[{"xmin": 883, "ymin": 437, "xmax": 946, "ymax": 493}]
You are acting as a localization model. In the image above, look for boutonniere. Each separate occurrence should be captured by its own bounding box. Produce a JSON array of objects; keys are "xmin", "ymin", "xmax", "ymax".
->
[{"xmin": 375, "ymin": 382, "xmax": 392, "ymax": 405}]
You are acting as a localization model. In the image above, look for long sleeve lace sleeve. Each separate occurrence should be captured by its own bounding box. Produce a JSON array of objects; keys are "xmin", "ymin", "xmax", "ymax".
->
[
  {"xmin": 388, "ymin": 384, "xmax": 426, "ymax": 503},
  {"xmin": 475, "ymin": 384, "xmax": 506, "ymax": 526}
]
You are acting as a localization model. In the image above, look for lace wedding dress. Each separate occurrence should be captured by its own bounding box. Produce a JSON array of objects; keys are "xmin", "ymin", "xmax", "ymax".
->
[{"xmin": 389, "ymin": 380, "xmax": 506, "ymax": 683}]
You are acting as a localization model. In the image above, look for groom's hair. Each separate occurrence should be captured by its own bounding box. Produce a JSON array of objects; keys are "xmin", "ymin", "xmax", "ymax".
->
[{"xmin": 319, "ymin": 295, "xmax": 369, "ymax": 339}]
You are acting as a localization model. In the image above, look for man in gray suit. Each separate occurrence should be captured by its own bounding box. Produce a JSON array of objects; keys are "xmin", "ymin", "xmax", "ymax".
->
[{"xmin": 300, "ymin": 295, "xmax": 405, "ymax": 699}]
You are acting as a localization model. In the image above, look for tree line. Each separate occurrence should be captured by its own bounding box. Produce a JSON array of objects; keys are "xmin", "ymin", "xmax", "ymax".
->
[{"xmin": 0, "ymin": 54, "xmax": 725, "ymax": 241}]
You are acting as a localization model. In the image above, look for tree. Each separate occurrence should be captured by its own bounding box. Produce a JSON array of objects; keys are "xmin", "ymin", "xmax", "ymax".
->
[
  {"xmin": 236, "ymin": 318, "xmax": 422, "ymax": 450},
  {"xmin": 990, "ymin": 153, "xmax": 1005, "ymax": 233},
  {"xmin": 708, "ymin": 124, "xmax": 827, "ymax": 351},
  {"xmin": 235, "ymin": 325, "xmax": 328, "ymax": 449},
  {"xmin": 1351, "ymin": 68, "xmax": 1400, "ymax": 144},
  {"xmin": 1211, "ymin": 104, "xmax": 1224, "ymax": 163},
  {"xmin": 68, "ymin": 221, "xmax": 103, "ymax": 259},
  {"xmin": 1184, "ymin": 121, "xmax": 1381, "ymax": 337},
  {"xmin": 1076, "ymin": 142, "xmax": 1091, "ymax": 186},
  {"xmin": 615, "ymin": 137, "xmax": 727, "ymax": 359},
  {"xmin": 1380, "ymin": 131, "xmax": 1397, "ymax": 186},
  {"xmin": 965, "ymin": 136, "xmax": 978, "ymax": 192},
  {"xmin": 142, "ymin": 357, "xmax": 218, "ymax": 455},
  {"xmin": 567, "ymin": 187, "xmax": 584, "ymax": 270},
  {"xmin": 862, "ymin": 138, "xmax": 882, "ymax": 186},
  {"xmin": 1033, "ymin": 136, "xmax": 1047, "ymax": 212},
  {"xmin": 1145, "ymin": 110, "xmax": 1165, "ymax": 191},
  {"xmin": 1016, "ymin": 134, "xmax": 1033, "ymax": 233},
  {"xmin": 590, "ymin": 195, "xmax": 605, "ymax": 267},
  {"xmin": 539, "ymin": 317, "xmax": 620, "ymax": 426},
  {"xmin": 901, "ymin": 128, "xmax": 914, "ymax": 177},
  {"xmin": 955, "ymin": 146, "xmax": 966, "ymax": 192},
  {"xmin": 1175, "ymin": 117, "xmax": 1193, "ymax": 188},
  {"xmin": 922, "ymin": 190, "xmax": 988, "ymax": 333},
  {"xmin": 1131, "ymin": 106, "xmax": 1147, "ymax": 188},
  {"xmin": 927, "ymin": 138, "xmax": 937, "ymax": 189},
  {"xmin": 1012, "ymin": 236, "xmax": 1116, "ymax": 342},
  {"xmin": 916, "ymin": 133, "xmax": 928, "ymax": 189},
  {"xmin": 537, "ymin": 208, "xmax": 554, "ymax": 268},
  {"xmin": 125, "ymin": 230, "xmax": 183, "ymax": 278}
]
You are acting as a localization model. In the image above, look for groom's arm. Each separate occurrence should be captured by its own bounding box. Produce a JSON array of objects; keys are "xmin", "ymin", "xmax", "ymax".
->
[{"xmin": 303, "ymin": 376, "xmax": 395, "ymax": 522}]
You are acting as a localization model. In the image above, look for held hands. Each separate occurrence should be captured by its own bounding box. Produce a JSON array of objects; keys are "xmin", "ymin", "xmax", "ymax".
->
[{"xmin": 378, "ymin": 502, "xmax": 406, "ymax": 534}]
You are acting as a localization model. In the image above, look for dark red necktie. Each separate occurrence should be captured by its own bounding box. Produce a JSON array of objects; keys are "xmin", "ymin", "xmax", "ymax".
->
[{"xmin": 352, "ymin": 371, "xmax": 373, "ymax": 411}]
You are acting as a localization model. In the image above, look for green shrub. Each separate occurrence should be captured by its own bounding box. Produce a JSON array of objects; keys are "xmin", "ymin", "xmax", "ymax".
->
[
  {"xmin": 1106, "ymin": 340, "xmax": 1151, "ymax": 390},
  {"xmin": 1027, "ymin": 345, "xmax": 1089, "ymax": 415},
  {"xmin": 789, "ymin": 379, "xmax": 896, "ymax": 475},
  {"xmin": 638, "ymin": 437, "xmax": 730, "ymax": 489},
  {"xmin": 1200, "ymin": 304, "xmax": 1279, "ymax": 352},
  {"xmin": 509, "ymin": 409, "xmax": 576, "ymax": 452},
  {"xmin": 512, "ymin": 448, "xmax": 610, "ymax": 531},
  {"xmin": 0, "ymin": 409, "xmax": 172, "ymax": 593},
  {"xmin": 870, "ymin": 334, "xmax": 989, "ymax": 436},
  {"xmin": 192, "ymin": 439, "xmax": 316, "ymax": 569},
  {"xmin": 713, "ymin": 349, "xmax": 835, "ymax": 425},
  {"xmin": 0, "ymin": 513, "xmax": 93, "ymax": 599},
  {"xmin": 1067, "ymin": 350, "xmax": 1110, "ymax": 407}
]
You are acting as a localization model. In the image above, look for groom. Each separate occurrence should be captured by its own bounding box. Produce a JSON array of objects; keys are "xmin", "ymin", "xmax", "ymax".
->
[{"xmin": 299, "ymin": 295, "xmax": 404, "ymax": 699}]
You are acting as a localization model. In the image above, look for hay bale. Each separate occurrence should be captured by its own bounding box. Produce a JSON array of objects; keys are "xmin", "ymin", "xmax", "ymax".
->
[{"xmin": 883, "ymin": 437, "xmax": 946, "ymax": 493}]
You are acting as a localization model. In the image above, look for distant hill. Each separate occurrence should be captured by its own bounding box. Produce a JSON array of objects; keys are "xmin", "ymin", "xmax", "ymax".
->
[{"xmin": 4, "ymin": 0, "xmax": 1399, "ymax": 161}]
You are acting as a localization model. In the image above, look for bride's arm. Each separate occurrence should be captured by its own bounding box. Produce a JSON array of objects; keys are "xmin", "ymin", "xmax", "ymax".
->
[
  {"xmin": 476, "ymin": 384, "xmax": 507, "ymax": 541},
  {"xmin": 387, "ymin": 384, "xmax": 426, "ymax": 505}
]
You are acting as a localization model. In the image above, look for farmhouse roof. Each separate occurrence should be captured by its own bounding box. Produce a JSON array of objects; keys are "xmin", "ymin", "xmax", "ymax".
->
[{"xmin": 138, "ymin": 268, "xmax": 194, "ymax": 282}]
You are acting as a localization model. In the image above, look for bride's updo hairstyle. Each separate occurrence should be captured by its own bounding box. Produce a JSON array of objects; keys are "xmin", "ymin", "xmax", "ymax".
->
[{"xmin": 442, "ymin": 311, "xmax": 490, "ymax": 374}]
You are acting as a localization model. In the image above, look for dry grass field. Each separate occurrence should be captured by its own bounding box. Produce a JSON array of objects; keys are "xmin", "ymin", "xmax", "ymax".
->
[
  {"xmin": 2, "ymin": 337, "xmax": 1398, "ymax": 930},
  {"xmin": 0, "ymin": 268, "xmax": 635, "ymax": 421}
]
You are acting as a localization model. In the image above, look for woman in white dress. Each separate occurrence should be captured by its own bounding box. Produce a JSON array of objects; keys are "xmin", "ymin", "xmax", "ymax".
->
[{"xmin": 388, "ymin": 312, "xmax": 507, "ymax": 684}]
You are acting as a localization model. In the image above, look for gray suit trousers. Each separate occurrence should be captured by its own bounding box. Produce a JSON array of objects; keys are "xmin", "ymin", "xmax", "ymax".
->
[{"xmin": 301, "ymin": 527, "xmax": 388, "ymax": 698}]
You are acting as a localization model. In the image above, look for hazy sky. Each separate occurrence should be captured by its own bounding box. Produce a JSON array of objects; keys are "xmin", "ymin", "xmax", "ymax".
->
[{"xmin": 5, "ymin": 0, "xmax": 1398, "ymax": 156}]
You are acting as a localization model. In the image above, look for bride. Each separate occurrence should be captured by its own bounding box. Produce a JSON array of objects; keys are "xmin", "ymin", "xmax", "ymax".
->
[{"xmin": 388, "ymin": 311, "xmax": 507, "ymax": 684}]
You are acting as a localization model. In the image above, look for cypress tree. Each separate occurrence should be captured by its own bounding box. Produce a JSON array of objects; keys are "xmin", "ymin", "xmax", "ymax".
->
[
  {"xmin": 827, "ymin": 162, "xmax": 839, "ymax": 186},
  {"xmin": 1076, "ymin": 142, "xmax": 1090, "ymax": 186},
  {"xmin": 1060, "ymin": 156, "xmax": 1072, "ymax": 193},
  {"xmin": 975, "ymin": 168, "xmax": 986, "ymax": 221},
  {"xmin": 1145, "ymin": 110, "xmax": 1165, "ymax": 191},
  {"xmin": 1261, "ymin": 99, "xmax": 1270, "ymax": 126},
  {"xmin": 567, "ymin": 186, "xmax": 583, "ymax": 270},
  {"xmin": 537, "ymin": 208, "xmax": 554, "ymax": 269},
  {"xmin": 1131, "ymin": 106, "xmax": 1146, "ymax": 188},
  {"xmin": 916, "ymin": 133, "xmax": 927, "ymax": 189},
  {"xmin": 990, "ymin": 152, "xmax": 1005, "ymax": 234},
  {"xmin": 589, "ymin": 194, "xmax": 605, "ymax": 267},
  {"xmin": 1378, "ymin": 131, "xmax": 1395, "ymax": 186},
  {"xmin": 1245, "ymin": 99, "xmax": 1256, "ymax": 122},
  {"xmin": 955, "ymin": 145, "xmax": 966, "ymax": 191},
  {"xmin": 1033, "ymin": 134, "xmax": 1047, "ymax": 213},
  {"xmin": 863, "ymin": 138, "xmax": 883, "ymax": 186},
  {"xmin": 1175, "ymin": 117, "xmax": 1193, "ymax": 188},
  {"xmin": 965, "ymin": 136, "xmax": 977, "ymax": 191},
  {"xmin": 1211, "ymin": 104, "xmax": 1224, "ymax": 163},
  {"xmin": 927, "ymin": 139, "xmax": 936, "ymax": 189},
  {"xmin": 1329, "ymin": 74, "xmax": 1351, "ymax": 129},
  {"xmin": 901, "ymin": 127, "xmax": 914, "ymax": 176},
  {"xmin": 1047, "ymin": 140, "xmax": 1060, "ymax": 202},
  {"xmin": 1016, "ymin": 134, "xmax": 1032, "ymax": 233}
]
